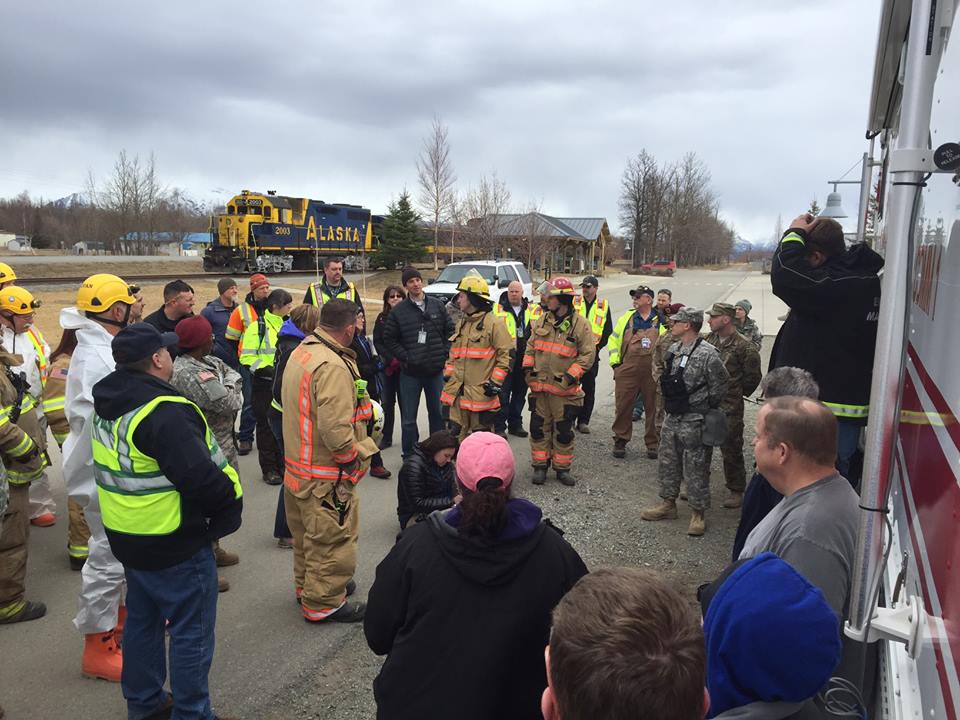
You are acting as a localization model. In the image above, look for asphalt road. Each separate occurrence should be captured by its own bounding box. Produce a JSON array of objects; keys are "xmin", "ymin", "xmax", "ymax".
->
[{"xmin": 0, "ymin": 267, "xmax": 755, "ymax": 720}]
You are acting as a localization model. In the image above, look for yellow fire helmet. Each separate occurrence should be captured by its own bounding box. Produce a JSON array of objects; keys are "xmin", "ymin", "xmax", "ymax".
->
[
  {"xmin": 456, "ymin": 269, "xmax": 491, "ymax": 301},
  {"xmin": 0, "ymin": 285, "xmax": 41, "ymax": 315},
  {"xmin": 77, "ymin": 273, "xmax": 137, "ymax": 313},
  {"xmin": 0, "ymin": 262, "xmax": 17, "ymax": 284}
]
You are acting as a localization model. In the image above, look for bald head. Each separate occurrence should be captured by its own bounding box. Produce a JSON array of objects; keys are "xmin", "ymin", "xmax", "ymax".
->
[{"xmin": 507, "ymin": 281, "xmax": 524, "ymax": 306}]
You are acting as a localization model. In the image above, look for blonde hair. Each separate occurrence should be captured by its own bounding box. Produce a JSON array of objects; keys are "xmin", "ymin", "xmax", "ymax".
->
[{"xmin": 289, "ymin": 304, "xmax": 320, "ymax": 334}]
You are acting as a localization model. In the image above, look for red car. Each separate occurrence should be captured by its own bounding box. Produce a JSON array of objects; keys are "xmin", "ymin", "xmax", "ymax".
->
[{"xmin": 639, "ymin": 259, "xmax": 676, "ymax": 277}]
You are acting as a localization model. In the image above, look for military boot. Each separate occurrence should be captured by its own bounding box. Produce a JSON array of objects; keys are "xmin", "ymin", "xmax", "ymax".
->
[
  {"xmin": 613, "ymin": 438, "xmax": 627, "ymax": 459},
  {"xmin": 556, "ymin": 469, "xmax": 576, "ymax": 487},
  {"xmin": 532, "ymin": 467, "xmax": 547, "ymax": 485},
  {"xmin": 640, "ymin": 499, "xmax": 678, "ymax": 521},
  {"xmin": 722, "ymin": 492, "xmax": 743, "ymax": 509},
  {"xmin": 687, "ymin": 511, "xmax": 706, "ymax": 536}
]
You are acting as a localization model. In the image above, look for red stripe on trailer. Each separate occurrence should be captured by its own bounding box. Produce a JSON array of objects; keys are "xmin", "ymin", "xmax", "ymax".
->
[{"xmin": 907, "ymin": 343, "xmax": 960, "ymax": 452}]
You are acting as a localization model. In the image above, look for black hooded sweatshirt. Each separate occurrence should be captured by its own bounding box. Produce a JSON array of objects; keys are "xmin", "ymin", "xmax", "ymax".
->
[
  {"xmin": 364, "ymin": 499, "xmax": 587, "ymax": 720},
  {"xmin": 92, "ymin": 368, "xmax": 243, "ymax": 570},
  {"xmin": 770, "ymin": 228, "xmax": 883, "ymax": 423}
]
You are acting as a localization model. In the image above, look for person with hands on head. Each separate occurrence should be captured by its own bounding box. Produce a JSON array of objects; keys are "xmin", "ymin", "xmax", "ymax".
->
[
  {"xmin": 770, "ymin": 212, "xmax": 883, "ymax": 485},
  {"xmin": 396, "ymin": 429, "xmax": 459, "ymax": 530},
  {"xmin": 92, "ymin": 323, "xmax": 242, "ymax": 720},
  {"xmin": 365, "ymin": 431, "xmax": 587, "ymax": 720},
  {"xmin": 441, "ymin": 270, "xmax": 513, "ymax": 440}
]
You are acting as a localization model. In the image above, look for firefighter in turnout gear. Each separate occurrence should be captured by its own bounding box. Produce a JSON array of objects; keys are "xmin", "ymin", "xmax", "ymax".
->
[
  {"xmin": 280, "ymin": 299, "xmax": 379, "ymax": 623},
  {"xmin": 642, "ymin": 307, "xmax": 729, "ymax": 536},
  {"xmin": 441, "ymin": 271, "xmax": 513, "ymax": 440},
  {"xmin": 523, "ymin": 277, "xmax": 596, "ymax": 486}
]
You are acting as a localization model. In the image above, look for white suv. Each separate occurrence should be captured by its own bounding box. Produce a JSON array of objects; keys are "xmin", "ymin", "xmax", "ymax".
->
[{"xmin": 423, "ymin": 260, "xmax": 533, "ymax": 305}]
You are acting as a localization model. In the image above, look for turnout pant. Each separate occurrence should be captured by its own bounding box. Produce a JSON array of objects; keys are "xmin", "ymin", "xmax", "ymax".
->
[
  {"xmin": 447, "ymin": 398, "xmax": 499, "ymax": 440},
  {"xmin": 720, "ymin": 411, "xmax": 747, "ymax": 493},
  {"xmin": 0, "ymin": 484, "xmax": 29, "ymax": 619},
  {"xmin": 529, "ymin": 392, "xmax": 582, "ymax": 471},
  {"xmin": 284, "ymin": 480, "xmax": 359, "ymax": 619},
  {"xmin": 658, "ymin": 414, "xmax": 713, "ymax": 511},
  {"xmin": 68, "ymin": 498, "xmax": 91, "ymax": 564},
  {"xmin": 612, "ymin": 357, "xmax": 658, "ymax": 449},
  {"xmin": 251, "ymin": 377, "xmax": 283, "ymax": 476},
  {"xmin": 575, "ymin": 359, "xmax": 600, "ymax": 426}
]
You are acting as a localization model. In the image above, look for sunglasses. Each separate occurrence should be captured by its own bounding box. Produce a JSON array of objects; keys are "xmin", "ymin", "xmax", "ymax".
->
[{"xmin": 388, "ymin": 294, "xmax": 403, "ymax": 299}]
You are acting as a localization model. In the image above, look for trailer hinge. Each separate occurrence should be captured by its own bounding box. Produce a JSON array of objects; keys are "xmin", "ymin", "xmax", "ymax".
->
[{"xmin": 845, "ymin": 595, "xmax": 926, "ymax": 659}]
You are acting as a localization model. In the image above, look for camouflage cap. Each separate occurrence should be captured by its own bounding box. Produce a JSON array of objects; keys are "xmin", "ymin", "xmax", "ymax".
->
[
  {"xmin": 735, "ymin": 299, "xmax": 752, "ymax": 314},
  {"xmin": 706, "ymin": 302, "xmax": 736, "ymax": 319},
  {"xmin": 669, "ymin": 306, "xmax": 703, "ymax": 324}
]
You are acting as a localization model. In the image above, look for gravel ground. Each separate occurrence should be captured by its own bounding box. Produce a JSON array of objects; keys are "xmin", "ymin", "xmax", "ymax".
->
[{"xmin": 253, "ymin": 360, "xmax": 768, "ymax": 719}]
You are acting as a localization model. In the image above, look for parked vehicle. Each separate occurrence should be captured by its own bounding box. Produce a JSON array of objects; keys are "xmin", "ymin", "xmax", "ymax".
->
[
  {"xmin": 639, "ymin": 258, "xmax": 676, "ymax": 276},
  {"xmin": 423, "ymin": 260, "xmax": 533, "ymax": 305}
]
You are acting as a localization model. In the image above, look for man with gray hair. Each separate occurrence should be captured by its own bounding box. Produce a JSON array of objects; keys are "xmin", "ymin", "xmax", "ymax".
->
[{"xmin": 730, "ymin": 366, "xmax": 818, "ymax": 559}]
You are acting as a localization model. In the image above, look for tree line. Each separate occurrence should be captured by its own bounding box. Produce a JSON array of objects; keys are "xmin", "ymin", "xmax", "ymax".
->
[{"xmin": 0, "ymin": 151, "xmax": 208, "ymax": 253}]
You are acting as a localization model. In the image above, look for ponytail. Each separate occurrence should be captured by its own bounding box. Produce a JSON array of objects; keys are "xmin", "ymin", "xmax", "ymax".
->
[{"xmin": 458, "ymin": 477, "xmax": 510, "ymax": 539}]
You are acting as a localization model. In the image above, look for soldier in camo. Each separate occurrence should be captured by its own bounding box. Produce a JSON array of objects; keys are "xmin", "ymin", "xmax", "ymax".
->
[
  {"xmin": 642, "ymin": 307, "xmax": 729, "ymax": 536},
  {"xmin": 734, "ymin": 299, "xmax": 763, "ymax": 350},
  {"xmin": 704, "ymin": 303, "xmax": 762, "ymax": 509},
  {"xmin": 652, "ymin": 302, "xmax": 685, "ymax": 439}
]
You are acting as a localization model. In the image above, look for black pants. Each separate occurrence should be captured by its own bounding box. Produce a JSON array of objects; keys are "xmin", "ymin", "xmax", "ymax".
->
[
  {"xmin": 251, "ymin": 378, "xmax": 283, "ymax": 476},
  {"xmin": 576, "ymin": 359, "xmax": 601, "ymax": 425}
]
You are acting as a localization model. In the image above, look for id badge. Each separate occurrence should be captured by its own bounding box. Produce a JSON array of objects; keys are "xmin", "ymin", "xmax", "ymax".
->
[
  {"xmin": 679, "ymin": 355, "xmax": 689, "ymax": 368},
  {"xmin": 417, "ymin": 329, "xmax": 427, "ymax": 344},
  {"xmin": 641, "ymin": 337, "xmax": 652, "ymax": 349}
]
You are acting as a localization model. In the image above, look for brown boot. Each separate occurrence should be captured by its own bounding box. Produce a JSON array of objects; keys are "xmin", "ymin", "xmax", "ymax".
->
[
  {"xmin": 82, "ymin": 630, "xmax": 123, "ymax": 681},
  {"xmin": 612, "ymin": 438, "xmax": 627, "ymax": 459},
  {"xmin": 214, "ymin": 542, "xmax": 239, "ymax": 567},
  {"xmin": 641, "ymin": 499, "xmax": 678, "ymax": 521},
  {"xmin": 688, "ymin": 511, "xmax": 706, "ymax": 536},
  {"xmin": 218, "ymin": 576, "xmax": 230, "ymax": 592},
  {"xmin": 722, "ymin": 492, "xmax": 743, "ymax": 509}
]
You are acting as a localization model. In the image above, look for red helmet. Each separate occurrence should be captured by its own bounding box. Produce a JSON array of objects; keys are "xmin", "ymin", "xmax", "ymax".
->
[{"xmin": 548, "ymin": 277, "xmax": 576, "ymax": 296}]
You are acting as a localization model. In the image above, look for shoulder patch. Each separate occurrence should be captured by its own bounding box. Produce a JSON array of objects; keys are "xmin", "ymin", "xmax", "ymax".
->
[
  {"xmin": 50, "ymin": 367, "xmax": 68, "ymax": 380},
  {"xmin": 198, "ymin": 370, "xmax": 216, "ymax": 382}
]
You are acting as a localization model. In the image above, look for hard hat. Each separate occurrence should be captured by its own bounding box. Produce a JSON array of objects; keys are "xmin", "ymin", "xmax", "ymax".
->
[
  {"xmin": 0, "ymin": 262, "xmax": 17, "ymax": 284},
  {"xmin": 547, "ymin": 277, "xmax": 577, "ymax": 296},
  {"xmin": 0, "ymin": 286, "xmax": 41, "ymax": 315},
  {"xmin": 456, "ymin": 269, "xmax": 491, "ymax": 301},
  {"xmin": 368, "ymin": 399, "xmax": 384, "ymax": 446},
  {"xmin": 77, "ymin": 273, "xmax": 137, "ymax": 313}
]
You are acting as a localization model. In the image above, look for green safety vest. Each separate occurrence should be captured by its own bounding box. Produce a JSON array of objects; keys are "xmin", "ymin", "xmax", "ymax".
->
[
  {"xmin": 608, "ymin": 310, "xmax": 665, "ymax": 366},
  {"xmin": 92, "ymin": 395, "xmax": 242, "ymax": 536},
  {"xmin": 308, "ymin": 281, "xmax": 356, "ymax": 307},
  {"xmin": 239, "ymin": 310, "xmax": 284, "ymax": 371},
  {"xmin": 492, "ymin": 304, "xmax": 534, "ymax": 340}
]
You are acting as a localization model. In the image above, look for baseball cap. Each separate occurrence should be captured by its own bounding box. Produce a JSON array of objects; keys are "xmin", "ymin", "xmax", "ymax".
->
[
  {"xmin": 455, "ymin": 432, "xmax": 515, "ymax": 492},
  {"xmin": 112, "ymin": 323, "xmax": 179, "ymax": 364},
  {"xmin": 579, "ymin": 275, "xmax": 599, "ymax": 288},
  {"xmin": 175, "ymin": 315, "xmax": 214, "ymax": 351},
  {"xmin": 670, "ymin": 306, "xmax": 703, "ymax": 324},
  {"xmin": 629, "ymin": 285, "xmax": 655, "ymax": 299},
  {"xmin": 706, "ymin": 302, "xmax": 736, "ymax": 319}
]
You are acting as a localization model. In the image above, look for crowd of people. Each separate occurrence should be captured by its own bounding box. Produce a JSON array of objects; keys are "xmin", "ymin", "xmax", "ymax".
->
[{"xmin": 0, "ymin": 211, "xmax": 883, "ymax": 719}]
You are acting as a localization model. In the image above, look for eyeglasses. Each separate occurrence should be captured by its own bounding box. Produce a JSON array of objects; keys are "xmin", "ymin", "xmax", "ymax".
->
[{"xmin": 388, "ymin": 294, "xmax": 403, "ymax": 299}]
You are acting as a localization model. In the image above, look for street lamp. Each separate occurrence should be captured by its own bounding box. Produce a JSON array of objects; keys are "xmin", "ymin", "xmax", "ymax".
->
[{"xmin": 820, "ymin": 188, "xmax": 849, "ymax": 218}]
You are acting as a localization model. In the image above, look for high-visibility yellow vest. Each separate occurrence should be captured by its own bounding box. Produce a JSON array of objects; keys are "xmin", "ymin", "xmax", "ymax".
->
[
  {"xmin": 530, "ymin": 305, "xmax": 545, "ymax": 320},
  {"xmin": 92, "ymin": 395, "xmax": 242, "ymax": 536},
  {"xmin": 492, "ymin": 304, "xmax": 534, "ymax": 340},
  {"xmin": 26, "ymin": 327, "xmax": 49, "ymax": 389},
  {"xmin": 573, "ymin": 296, "xmax": 608, "ymax": 342},
  {"xmin": 307, "ymin": 281, "xmax": 357, "ymax": 307},
  {"xmin": 239, "ymin": 310, "xmax": 284, "ymax": 372},
  {"xmin": 608, "ymin": 310, "xmax": 665, "ymax": 365}
]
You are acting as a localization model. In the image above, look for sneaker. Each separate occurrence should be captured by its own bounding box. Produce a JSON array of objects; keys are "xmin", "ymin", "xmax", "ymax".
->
[
  {"xmin": 613, "ymin": 438, "xmax": 627, "ymax": 459},
  {"xmin": 370, "ymin": 465, "xmax": 392, "ymax": 479},
  {"xmin": 722, "ymin": 492, "xmax": 744, "ymax": 509},
  {"xmin": 532, "ymin": 467, "xmax": 547, "ymax": 485},
  {"xmin": 326, "ymin": 600, "xmax": 366, "ymax": 623},
  {"xmin": 237, "ymin": 439, "xmax": 253, "ymax": 456},
  {"xmin": 576, "ymin": 423, "xmax": 590, "ymax": 434},
  {"xmin": 640, "ymin": 500, "xmax": 678, "ymax": 521},
  {"xmin": 646, "ymin": 449, "xmax": 658, "ymax": 459},
  {"xmin": 214, "ymin": 545, "xmax": 240, "ymax": 567},
  {"xmin": 632, "ymin": 411, "xmax": 643, "ymax": 422},
  {"xmin": 263, "ymin": 472, "xmax": 283, "ymax": 486},
  {"xmin": 0, "ymin": 600, "xmax": 46, "ymax": 625},
  {"xmin": 346, "ymin": 579, "xmax": 357, "ymax": 597},
  {"xmin": 277, "ymin": 537, "xmax": 293, "ymax": 549},
  {"xmin": 142, "ymin": 695, "xmax": 173, "ymax": 720},
  {"xmin": 688, "ymin": 511, "xmax": 706, "ymax": 536},
  {"xmin": 556, "ymin": 469, "xmax": 576, "ymax": 487},
  {"xmin": 30, "ymin": 513, "xmax": 56, "ymax": 527},
  {"xmin": 508, "ymin": 426, "xmax": 529, "ymax": 438}
]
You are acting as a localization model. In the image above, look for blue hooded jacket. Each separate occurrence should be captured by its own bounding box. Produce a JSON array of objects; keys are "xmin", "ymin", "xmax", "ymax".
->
[{"xmin": 703, "ymin": 553, "xmax": 842, "ymax": 718}]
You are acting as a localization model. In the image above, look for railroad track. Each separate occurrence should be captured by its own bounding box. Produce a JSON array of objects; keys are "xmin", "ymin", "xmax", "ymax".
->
[{"xmin": 21, "ymin": 272, "xmax": 326, "ymax": 287}]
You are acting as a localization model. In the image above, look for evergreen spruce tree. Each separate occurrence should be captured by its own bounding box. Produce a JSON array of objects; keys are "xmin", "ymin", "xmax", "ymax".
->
[{"xmin": 374, "ymin": 190, "xmax": 427, "ymax": 268}]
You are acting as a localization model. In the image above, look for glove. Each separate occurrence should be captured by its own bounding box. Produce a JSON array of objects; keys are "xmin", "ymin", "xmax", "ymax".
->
[
  {"xmin": 482, "ymin": 381, "xmax": 501, "ymax": 397},
  {"xmin": 338, "ymin": 458, "xmax": 361, "ymax": 479},
  {"xmin": 563, "ymin": 373, "xmax": 578, "ymax": 385}
]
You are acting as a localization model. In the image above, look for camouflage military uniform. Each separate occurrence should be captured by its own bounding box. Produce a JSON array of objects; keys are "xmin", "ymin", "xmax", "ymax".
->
[
  {"xmin": 652, "ymin": 329, "xmax": 676, "ymax": 439},
  {"xmin": 170, "ymin": 354, "xmax": 244, "ymax": 471},
  {"xmin": 658, "ymin": 338, "xmax": 729, "ymax": 510},
  {"xmin": 736, "ymin": 317, "xmax": 763, "ymax": 350},
  {"xmin": 704, "ymin": 330, "xmax": 761, "ymax": 494}
]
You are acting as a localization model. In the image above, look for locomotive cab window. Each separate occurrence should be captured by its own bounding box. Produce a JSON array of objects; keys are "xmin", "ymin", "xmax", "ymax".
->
[
  {"xmin": 227, "ymin": 205, "xmax": 235, "ymax": 214},
  {"xmin": 263, "ymin": 207, "xmax": 272, "ymax": 219},
  {"xmin": 249, "ymin": 206, "xmax": 261, "ymax": 215}
]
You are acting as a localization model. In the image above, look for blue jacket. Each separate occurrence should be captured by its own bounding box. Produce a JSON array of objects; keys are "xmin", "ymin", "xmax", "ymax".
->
[{"xmin": 201, "ymin": 298, "xmax": 240, "ymax": 369}]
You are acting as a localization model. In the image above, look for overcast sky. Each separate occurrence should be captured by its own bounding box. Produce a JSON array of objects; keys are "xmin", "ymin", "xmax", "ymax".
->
[{"xmin": 0, "ymin": 0, "xmax": 879, "ymax": 243}]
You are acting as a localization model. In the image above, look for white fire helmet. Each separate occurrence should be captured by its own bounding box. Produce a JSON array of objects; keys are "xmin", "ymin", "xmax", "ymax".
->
[{"xmin": 369, "ymin": 399, "xmax": 384, "ymax": 446}]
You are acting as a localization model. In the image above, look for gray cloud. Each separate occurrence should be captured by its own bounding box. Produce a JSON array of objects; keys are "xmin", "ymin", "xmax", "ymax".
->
[{"xmin": 0, "ymin": 0, "xmax": 878, "ymax": 242}]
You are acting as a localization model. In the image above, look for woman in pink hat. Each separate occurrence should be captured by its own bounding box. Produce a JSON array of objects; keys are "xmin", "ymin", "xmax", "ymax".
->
[{"xmin": 364, "ymin": 432, "xmax": 587, "ymax": 720}]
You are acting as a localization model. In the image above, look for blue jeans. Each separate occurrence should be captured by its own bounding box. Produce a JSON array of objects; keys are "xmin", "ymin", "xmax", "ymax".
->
[
  {"xmin": 836, "ymin": 419, "xmax": 862, "ymax": 488},
  {"xmin": 378, "ymin": 370, "xmax": 401, "ymax": 446},
  {"xmin": 398, "ymin": 372, "xmax": 444, "ymax": 457},
  {"xmin": 238, "ymin": 365, "xmax": 256, "ymax": 443},
  {"xmin": 122, "ymin": 546, "xmax": 219, "ymax": 720}
]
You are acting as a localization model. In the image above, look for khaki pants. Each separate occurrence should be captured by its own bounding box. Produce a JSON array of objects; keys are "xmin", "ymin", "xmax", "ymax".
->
[
  {"xmin": 529, "ymin": 392, "xmax": 582, "ymax": 470},
  {"xmin": 448, "ymin": 399, "xmax": 498, "ymax": 441},
  {"xmin": 284, "ymin": 480, "xmax": 359, "ymax": 615},
  {"xmin": 0, "ymin": 484, "xmax": 29, "ymax": 617},
  {"xmin": 68, "ymin": 497, "xmax": 91, "ymax": 561},
  {"xmin": 612, "ymin": 355, "xmax": 658, "ymax": 449}
]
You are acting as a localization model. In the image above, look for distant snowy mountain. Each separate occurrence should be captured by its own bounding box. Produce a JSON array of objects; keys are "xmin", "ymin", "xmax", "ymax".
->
[{"xmin": 52, "ymin": 192, "xmax": 88, "ymax": 209}]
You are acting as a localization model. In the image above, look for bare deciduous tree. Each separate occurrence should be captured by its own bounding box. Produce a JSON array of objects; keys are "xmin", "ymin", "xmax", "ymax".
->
[
  {"xmin": 461, "ymin": 172, "xmax": 512, "ymax": 257},
  {"xmin": 416, "ymin": 115, "xmax": 456, "ymax": 270}
]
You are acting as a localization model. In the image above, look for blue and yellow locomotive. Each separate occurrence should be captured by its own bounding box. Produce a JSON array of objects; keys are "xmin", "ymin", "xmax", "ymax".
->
[{"xmin": 204, "ymin": 190, "xmax": 376, "ymax": 273}]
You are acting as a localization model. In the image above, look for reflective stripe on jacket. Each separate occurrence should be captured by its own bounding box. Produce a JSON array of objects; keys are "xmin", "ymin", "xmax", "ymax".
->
[
  {"xmin": 608, "ymin": 310, "xmax": 665, "ymax": 366},
  {"xmin": 441, "ymin": 311, "xmax": 513, "ymax": 412},
  {"xmin": 225, "ymin": 301, "xmax": 258, "ymax": 347},
  {"xmin": 573, "ymin": 296, "xmax": 609, "ymax": 343},
  {"xmin": 492, "ymin": 304, "xmax": 534, "ymax": 341},
  {"xmin": 307, "ymin": 281, "xmax": 359, "ymax": 308},
  {"xmin": 92, "ymin": 395, "xmax": 241, "ymax": 536},
  {"xmin": 41, "ymin": 353, "xmax": 70, "ymax": 444},
  {"xmin": 523, "ymin": 310, "xmax": 595, "ymax": 398},
  {"xmin": 239, "ymin": 310, "xmax": 283, "ymax": 371}
]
